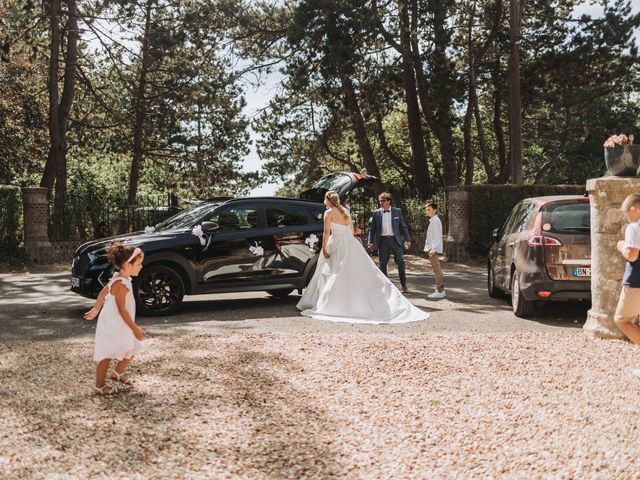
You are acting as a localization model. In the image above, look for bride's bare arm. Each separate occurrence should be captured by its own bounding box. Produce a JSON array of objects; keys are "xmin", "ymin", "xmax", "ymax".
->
[{"xmin": 322, "ymin": 211, "xmax": 332, "ymax": 258}]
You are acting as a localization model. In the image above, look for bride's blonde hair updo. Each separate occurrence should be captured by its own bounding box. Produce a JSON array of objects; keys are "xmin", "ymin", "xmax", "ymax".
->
[{"xmin": 325, "ymin": 190, "xmax": 349, "ymax": 218}]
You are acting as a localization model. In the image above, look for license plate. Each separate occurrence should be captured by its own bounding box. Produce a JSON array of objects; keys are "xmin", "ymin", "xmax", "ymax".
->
[
  {"xmin": 573, "ymin": 267, "xmax": 591, "ymax": 277},
  {"xmin": 71, "ymin": 277, "xmax": 80, "ymax": 288}
]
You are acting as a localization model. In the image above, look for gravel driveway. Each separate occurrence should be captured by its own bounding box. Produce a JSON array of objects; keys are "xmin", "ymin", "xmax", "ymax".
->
[{"xmin": 3, "ymin": 265, "xmax": 637, "ymax": 479}]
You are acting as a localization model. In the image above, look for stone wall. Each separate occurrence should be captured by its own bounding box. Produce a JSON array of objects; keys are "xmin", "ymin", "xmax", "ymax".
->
[
  {"xmin": 22, "ymin": 187, "xmax": 51, "ymax": 262},
  {"xmin": 445, "ymin": 186, "xmax": 471, "ymax": 262},
  {"xmin": 26, "ymin": 240, "xmax": 82, "ymax": 264},
  {"xmin": 21, "ymin": 187, "xmax": 83, "ymax": 264}
]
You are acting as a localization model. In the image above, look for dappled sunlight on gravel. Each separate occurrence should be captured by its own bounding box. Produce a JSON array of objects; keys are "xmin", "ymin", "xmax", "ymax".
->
[{"xmin": 2, "ymin": 332, "xmax": 640, "ymax": 478}]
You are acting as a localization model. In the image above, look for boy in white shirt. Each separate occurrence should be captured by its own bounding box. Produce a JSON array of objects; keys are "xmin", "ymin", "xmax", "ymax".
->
[
  {"xmin": 614, "ymin": 194, "xmax": 640, "ymax": 376},
  {"xmin": 424, "ymin": 202, "xmax": 446, "ymax": 299}
]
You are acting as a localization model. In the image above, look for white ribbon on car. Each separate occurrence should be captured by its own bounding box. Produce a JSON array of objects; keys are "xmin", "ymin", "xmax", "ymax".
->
[
  {"xmin": 305, "ymin": 234, "xmax": 319, "ymax": 252},
  {"xmin": 192, "ymin": 225, "xmax": 206, "ymax": 246},
  {"xmin": 249, "ymin": 241, "xmax": 264, "ymax": 256}
]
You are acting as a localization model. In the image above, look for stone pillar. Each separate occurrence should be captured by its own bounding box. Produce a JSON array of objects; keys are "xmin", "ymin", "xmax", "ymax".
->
[
  {"xmin": 445, "ymin": 186, "xmax": 471, "ymax": 262},
  {"xmin": 22, "ymin": 187, "xmax": 51, "ymax": 262},
  {"xmin": 584, "ymin": 176, "xmax": 640, "ymax": 339}
]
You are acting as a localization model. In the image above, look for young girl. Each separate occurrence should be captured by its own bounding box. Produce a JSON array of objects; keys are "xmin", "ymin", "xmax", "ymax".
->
[{"xmin": 84, "ymin": 242, "xmax": 145, "ymax": 396}]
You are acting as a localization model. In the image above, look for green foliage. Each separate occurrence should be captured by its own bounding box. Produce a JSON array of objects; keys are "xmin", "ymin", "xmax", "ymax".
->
[
  {"xmin": 0, "ymin": 185, "xmax": 22, "ymax": 251},
  {"xmin": 466, "ymin": 184, "xmax": 586, "ymax": 256},
  {"xmin": 0, "ymin": 61, "xmax": 48, "ymax": 186},
  {"xmin": 402, "ymin": 198, "xmax": 428, "ymax": 234}
]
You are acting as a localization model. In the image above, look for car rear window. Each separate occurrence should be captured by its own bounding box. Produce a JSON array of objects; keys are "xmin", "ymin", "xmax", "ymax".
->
[{"xmin": 541, "ymin": 202, "xmax": 590, "ymax": 235}]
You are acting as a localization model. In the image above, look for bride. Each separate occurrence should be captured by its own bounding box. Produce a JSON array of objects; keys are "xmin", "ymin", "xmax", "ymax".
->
[{"xmin": 297, "ymin": 191, "xmax": 428, "ymax": 324}]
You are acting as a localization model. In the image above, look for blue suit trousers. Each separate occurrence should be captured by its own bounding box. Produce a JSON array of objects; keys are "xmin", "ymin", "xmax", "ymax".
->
[{"xmin": 377, "ymin": 236, "xmax": 406, "ymax": 287}]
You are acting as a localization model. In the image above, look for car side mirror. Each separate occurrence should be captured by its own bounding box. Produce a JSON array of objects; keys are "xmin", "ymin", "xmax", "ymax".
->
[
  {"xmin": 492, "ymin": 228, "xmax": 501, "ymax": 241},
  {"xmin": 201, "ymin": 221, "xmax": 219, "ymax": 233}
]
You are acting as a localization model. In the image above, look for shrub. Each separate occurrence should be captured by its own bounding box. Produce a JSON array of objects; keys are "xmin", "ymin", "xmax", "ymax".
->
[{"xmin": 465, "ymin": 184, "xmax": 585, "ymax": 256}]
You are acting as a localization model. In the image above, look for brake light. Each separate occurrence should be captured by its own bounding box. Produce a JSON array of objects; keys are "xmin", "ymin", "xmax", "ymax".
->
[
  {"xmin": 528, "ymin": 235, "xmax": 563, "ymax": 246},
  {"xmin": 536, "ymin": 291, "xmax": 552, "ymax": 298},
  {"xmin": 528, "ymin": 212, "xmax": 563, "ymax": 247}
]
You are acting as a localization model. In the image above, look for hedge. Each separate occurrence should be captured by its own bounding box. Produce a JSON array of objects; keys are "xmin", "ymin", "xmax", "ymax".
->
[
  {"xmin": 463, "ymin": 184, "xmax": 586, "ymax": 256},
  {"xmin": 0, "ymin": 185, "xmax": 22, "ymax": 251}
]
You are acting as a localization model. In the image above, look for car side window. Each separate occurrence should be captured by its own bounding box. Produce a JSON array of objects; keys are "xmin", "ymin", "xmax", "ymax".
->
[
  {"xmin": 306, "ymin": 206, "xmax": 325, "ymax": 224},
  {"xmin": 514, "ymin": 202, "xmax": 537, "ymax": 233},
  {"xmin": 205, "ymin": 205, "xmax": 259, "ymax": 232},
  {"xmin": 502, "ymin": 203, "xmax": 525, "ymax": 236},
  {"xmin": 266, "ymin": 204, "xmax": 309, "ymax": 228}
]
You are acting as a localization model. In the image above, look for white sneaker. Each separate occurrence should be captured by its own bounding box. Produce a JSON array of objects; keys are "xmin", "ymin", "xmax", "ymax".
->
[{"xmin": 428, "ymin": 290, "xmax": 446, "ymax": 299}]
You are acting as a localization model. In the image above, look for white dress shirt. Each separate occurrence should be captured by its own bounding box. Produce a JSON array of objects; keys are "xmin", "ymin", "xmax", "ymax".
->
[
  {"xmin": 424, "ymin": 214, "xmax": 443, "ymax": 253},
  {"xmin": 381, "ymin": 209, "xmax": 393, "ymax": 236}
]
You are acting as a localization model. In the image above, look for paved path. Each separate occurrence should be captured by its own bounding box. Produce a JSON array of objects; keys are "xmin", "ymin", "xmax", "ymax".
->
[{"xmin": 0, "ymin": 267, "xmax": 589, "ymax": 341}]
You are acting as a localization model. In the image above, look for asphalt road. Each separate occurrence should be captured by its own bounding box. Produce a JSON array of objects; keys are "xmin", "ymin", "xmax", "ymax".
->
[{"xmin": 0, "ymin": 266, "xmax": 590, "ymax": 342}]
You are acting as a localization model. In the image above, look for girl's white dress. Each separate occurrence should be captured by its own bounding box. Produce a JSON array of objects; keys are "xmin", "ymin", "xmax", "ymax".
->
[
  {"xmin": 297, "ymin": 222, "xmax": 428, "ymax": 324},
  {"xmin": 93, "ymin": 274, "xmax": 144, "ymax": 362}
]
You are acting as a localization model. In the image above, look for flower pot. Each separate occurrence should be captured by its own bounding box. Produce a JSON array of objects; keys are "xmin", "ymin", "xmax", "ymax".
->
[{"xmin": 604, "ymin": 144, "xmax": 640, "ymax": 177}]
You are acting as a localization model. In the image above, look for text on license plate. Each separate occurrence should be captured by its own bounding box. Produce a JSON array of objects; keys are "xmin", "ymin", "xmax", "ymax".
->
[
  {"xmin": 573, "ymin": 267, "xmax": 591, "ymax": 277},
  {"xmin": 71, "ymin": 277, "xmax": 80, "ymax": 288}
]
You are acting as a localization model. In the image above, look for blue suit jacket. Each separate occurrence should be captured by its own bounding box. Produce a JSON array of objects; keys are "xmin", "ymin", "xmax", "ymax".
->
[{"xmin": 368, "ymin": 206, "xmax": 412, "ymax": 248}]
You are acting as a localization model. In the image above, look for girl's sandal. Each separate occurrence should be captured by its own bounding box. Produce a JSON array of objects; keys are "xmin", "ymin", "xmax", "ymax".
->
[
  {"xmin": 94, "ymin": 385, "xmax": 119, "ymax": 396},
  {"xmin": 110, "ymin": 371, "xmax": 133, "ymax": 386}
]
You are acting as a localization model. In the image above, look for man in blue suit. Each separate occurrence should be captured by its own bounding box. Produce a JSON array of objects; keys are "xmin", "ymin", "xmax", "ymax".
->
[{"xmin": 367, "ymin": 192, "xmax": 412, "ymax": 292}]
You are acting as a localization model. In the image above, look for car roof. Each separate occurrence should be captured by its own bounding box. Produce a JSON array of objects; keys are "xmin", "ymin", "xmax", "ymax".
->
[
  {"xmin": 520, "ymin": 195, "xmax": 588, "ymax": 205},
  {"xmin": 218, "ymin": 196, "xmax": 323, "ymax": 205}
]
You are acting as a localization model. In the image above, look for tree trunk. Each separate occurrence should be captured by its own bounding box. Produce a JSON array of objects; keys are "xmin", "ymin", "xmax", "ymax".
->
[
  {"xmin": 508, "ymin": 0, "xmax": 524, "ymax": 184},
  {"xmin": 339, "ymin": 72, "xmax": 383, "ymax": 196},
  {"xmin": 128, "ymin": 0, "xmax": 154, "ymax": 206},
  {"xmin": 425, "ymin": 0, "xmax": 459, "ymax": 188},
  {"xmin": 492, "ymin": 60, "xmax": 510, "ymax": 183},
  {"xmin": 463, "ymin": 4, "xmax": 475, "ymax": 185},
  {"xmin": 53, "ymin": 0, "xmax": 79, "ymax": 210},
  {"xmin": 463, "ymin": 96, "xmax": 474, "ymax": 185},
  {"xmin": 398, "ymin": 0, "xmax": 431, "ymax": 199},
  {"xmin": 41, "ymin": 0, "xmax": 61, "ymax": 196}
]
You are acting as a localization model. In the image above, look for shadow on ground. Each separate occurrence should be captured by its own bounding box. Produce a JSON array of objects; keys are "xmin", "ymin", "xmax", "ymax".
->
[{"xmin": 0, "ymin": 269, "xmax": 588, "ymax": 342}]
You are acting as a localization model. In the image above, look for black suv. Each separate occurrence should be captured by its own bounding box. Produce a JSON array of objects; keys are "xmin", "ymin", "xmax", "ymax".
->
[{"xmin": 70, "ymin": 172, "xmax": 378, "ymax": 315}]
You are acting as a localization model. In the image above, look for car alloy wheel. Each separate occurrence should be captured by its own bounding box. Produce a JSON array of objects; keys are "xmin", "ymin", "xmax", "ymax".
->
[
  {"xmin": 136, "ymin": 265, "xmax": 185, "ymax": 316},
  {"xmin": 511, "ymin": 269, "xmax": 535, "ymax": 317}
]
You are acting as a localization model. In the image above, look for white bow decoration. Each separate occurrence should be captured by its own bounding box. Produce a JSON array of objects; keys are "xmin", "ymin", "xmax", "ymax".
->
[
  {"xmin": 249, "ymin": 241, "xmax": 264, "ymax": 256},
  {"xmin": 191, "ymin": 225, "xmax": 206, "ymax": 246},
  {"xmin": 305, "ymin": 234, "xmax": 319, "ymax": 252},
  {"xmin": 144, "ymin": 225, "xmax": 155, "ymax": 234}
]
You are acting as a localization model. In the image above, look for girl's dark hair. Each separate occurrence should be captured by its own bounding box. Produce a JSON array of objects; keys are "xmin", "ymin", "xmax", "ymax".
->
[{"xmin": 106, "ymin": 242, "xmax": 136, "ymax": 270}]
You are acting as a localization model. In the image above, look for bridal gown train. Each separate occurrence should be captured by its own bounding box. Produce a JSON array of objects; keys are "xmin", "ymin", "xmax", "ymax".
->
[{"xmin": 297, "ymin": 222, "xmax": 428, "ymax": 324}]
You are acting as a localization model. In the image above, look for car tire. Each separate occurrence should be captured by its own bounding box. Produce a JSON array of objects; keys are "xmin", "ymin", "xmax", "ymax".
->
[
  {"xmin": 266, "ymin": 288, "xmax": 294, "ymax": 299},
  {"xmin": 511, "ymin": 269, "xmax": 535, "ymax": 317},
  {"xmin": 487, "ymin": 260, "xmax": 503, "ymax": 298},
  {"xmin": 136, "ymin": 265, "xmax": 185, "ymax": 316}
]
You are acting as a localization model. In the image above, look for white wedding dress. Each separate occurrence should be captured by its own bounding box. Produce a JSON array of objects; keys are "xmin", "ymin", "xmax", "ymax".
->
[{"xmin": 297, "ymin": 222, "xmax": 428, "ymax": 324}]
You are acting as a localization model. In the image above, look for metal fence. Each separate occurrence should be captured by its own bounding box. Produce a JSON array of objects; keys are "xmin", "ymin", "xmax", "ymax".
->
[
  {"xmin": 49, "ymin": 194, "xmax": 179, "ymax": 241},
  {"xmin": 346, "ymin": 185, "xmax": 449, "ymax": 246}
]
